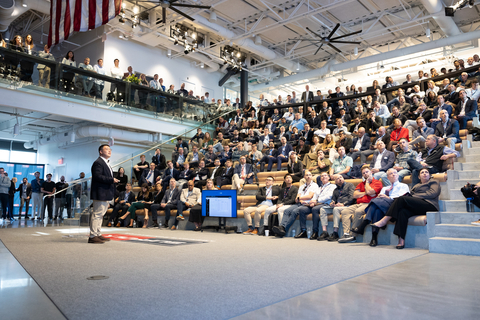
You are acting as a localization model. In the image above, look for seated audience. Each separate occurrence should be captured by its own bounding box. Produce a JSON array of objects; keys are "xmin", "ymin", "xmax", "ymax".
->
[
  {"xmin": 140, "ymin": 162, "xmax": 161, "ymax": 187},
  {"xmin": 189, "ymin": 179, "xmax": 217, "ymax": 231},
  {"xmin": 435, "ymin": 110, "xmax": 460, "ymax": 150},
  {"xmin": 108, "ymin": 182, "xmax": 135, "ymax": 227},
  {"xmin": 370, "ymin": 140, "xmax": 395, "ymax": 184},
  {"xmin": 348, "ymin": 127, "xmax": 370, "ymax": 162},
  {"xmin": 172, "ymin": 180, "xmax": 201, "ymax": 230},
  {"xmin": 329, "ymin": 146, "xmax": 353, "ymax": 180},
  {"xmin": 232, "ymin": 156, "xmax": 254, "ymax": 192}
]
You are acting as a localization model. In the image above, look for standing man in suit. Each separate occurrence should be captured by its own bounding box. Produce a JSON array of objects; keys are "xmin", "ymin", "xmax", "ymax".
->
[
  {"xmin": 348, "ymin": 127, "xmax": 370, "ymax": 162},
  {"xmin": 217, "ymin": 159, "xmax": 234, "ymax": 188},
  {"xmin": 161, "ymin": 161, "xmax": 180, "ymax": 190},
  {"xmin": 301, "ymin": 85, "xmax": 314, "ymax": 102},
  {"xmin": 108, "ymin": 182, "xmax": 136, "ymax": 227},
  {"xmin": 243, "ymin": 176, "xmax": 281, "ymax": 235},
  {"xmin": 140, "ymin": 162, "xmax": 161, "ymax": 186},
  {"xmin": 17, "ymin": 177, "xmax": 31, "ymax": 219},
  {"xmin": 453, "ymin": 89, "xmax": 478, "ymax": 129},
  {"xmin": 435, "ymin": 110, "xmax": 460, "ymax": 150},
  {"xmin": 89, "ymin": 144, "xmax": 119, "ymax": 244},
  {"xmin": 232, "ymin": 156, "xmax": 254, "ymax": 192},
  {"xmin": 173, "ymin": 180, "xmax": 202, "ymax": 229},
  {"xmin": 369, "ymin": 141, "xmax": 395, "ymax": 182},
  {"xmin": 151, "ymin": 148, "xmax": 166, "ymax": 171}
]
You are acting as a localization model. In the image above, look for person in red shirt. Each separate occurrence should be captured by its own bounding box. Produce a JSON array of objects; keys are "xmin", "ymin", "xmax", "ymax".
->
[
  {"xmin": 338, "ymin": 165, "xmax": 383, "ymax": 243},
  {"xmin": 388, "ymin": 118, "xmax": 409, "ymax": 151}
]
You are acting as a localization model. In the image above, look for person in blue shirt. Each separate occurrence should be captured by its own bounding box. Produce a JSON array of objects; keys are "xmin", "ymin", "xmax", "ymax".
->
[{"xmin": 289, "ymin": 113, "xmax": 307, "ymax": 132}]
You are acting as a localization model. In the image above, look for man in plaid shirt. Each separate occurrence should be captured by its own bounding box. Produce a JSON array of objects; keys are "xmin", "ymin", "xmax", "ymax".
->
[{"xmin": 378, "ymin": 138, "xmax": 417, "ymax": 186}]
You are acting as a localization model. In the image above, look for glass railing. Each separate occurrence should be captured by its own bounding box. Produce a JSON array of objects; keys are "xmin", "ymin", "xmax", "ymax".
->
[{"xmin": 0, "ymin": 46, "xmax": 233, "ymax": 124}]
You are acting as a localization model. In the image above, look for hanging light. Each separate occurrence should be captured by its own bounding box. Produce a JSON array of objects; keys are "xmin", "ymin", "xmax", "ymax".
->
[
  {"xmin": 255, "ymin": 35, "xmax": 262, "ymax": 45},
  {"xmin": 296, "ymin": 62, "xmax": 300, "ymax": 71},
  {"xmin": 70, "ymin": 132, "xmax": 76, "ymax": 143},
  {"xmin": 167, "ymin": 49, "xmax": 171, "ymax": 56},
  {"xmin": 133, "ymin": 6, "xmax": 139, "ymax": 14},
  {"xmin": 21, "ymin": 0, "xmax": 27, "ymax": 7},
  {"xmin": 426, "ymin": 28, "xmax": 431, "ymax": 38},
  {"xmin": 209, "ymin": 11, "xmax": 217, "ymax": 22},
  {"xmin": 354, "ymin": 47, "xmax": 358, "ymax": 56},
  {"xmin": 13, "ymin": 123, "xmax": 20, "ymax": 136},
  {"xmin": 200, "ymin": 62, "xmax": 204, "ymax": 68}
]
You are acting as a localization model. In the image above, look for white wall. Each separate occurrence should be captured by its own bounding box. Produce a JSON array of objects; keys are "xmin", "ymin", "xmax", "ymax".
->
[{"xmin": 103, "ymin": 35, "xmax": 224, "ymax": 100}]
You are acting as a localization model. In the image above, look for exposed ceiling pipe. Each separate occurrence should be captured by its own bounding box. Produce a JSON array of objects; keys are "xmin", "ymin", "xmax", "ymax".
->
[
  {"xmin": 191, "ymin": 14, "xmax": 309, "ymax": 73},
  {"xmin": 249, "ymin": 29, "xmax": 480, "ymax": 92},
  {"xmin": 24, "ymin": 126, "xmax": 159, "ymax": 149},
  {"xmin": 419, "ymin": 0, "xmax": 462, "ymax": 37},
  {"xmin": 0, "ymin": 0, "xmax": 50, "ymax": 32}
]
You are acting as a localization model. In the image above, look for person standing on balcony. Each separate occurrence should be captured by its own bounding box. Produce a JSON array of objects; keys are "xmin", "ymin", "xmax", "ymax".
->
[{"xmin": 37, "ymin": 45, "xmax": 55, "ymax": 89}]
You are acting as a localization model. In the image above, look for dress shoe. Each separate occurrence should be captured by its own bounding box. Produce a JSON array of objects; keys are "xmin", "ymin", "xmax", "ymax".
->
[
  {"xmin": 152, "ymin": 222, "xmax": 160, "ymax": 228},
  {"xmin": 309, "ymin": 232, "xmax": 318, "ymax": 240},
  {"xmin": 115, "ymin": 222, "xmax": 121, "ymax": 227},
  {"xmin": 88, "ymin": 236, "xmax": 105, "ymax": 244},
  {"xmin": 396, "ymin": 244, "xmax": 405, "ymax": 249},
  {"xmin": 194, "ymin": 226, "xmax": 201, "ymax": 231},
  {"xmin": 327, "ymin": 231, "xmax": 339, "ymax": 241},
  {"xmin": 107, "ymin": 222, "xmax": 112, "ymax": 227},
  {"xmin": 294, "ymin": 230, "xmax": 307, "ymax": 238},
  {"xmin": 251, "ymin": 229, "xmax": 258, "ymax": 235},
  {"xmin": 369, "ymin": 239, "xmax": 378, "ymax": 247},
  {"xmin": 272, "ymin": 225, "xmax": 286, "ymax": 237},
  {"xmin": 370, "ymin": 223, "xmax": 387, "ymax": 230},
  {"xmin": 98, "ymin": 235, "xmax": 111, "ymax": 241},
  {"xmin": 127, "ymin": 225, "xmax": 133, "ymax": 228},
  {"xmin": 317, "ymin": 231, "xmax": 330, "ymax": 241},
  {"xmin": 163, "ymin": 223, "xmax": 169, "ymax": 228}
]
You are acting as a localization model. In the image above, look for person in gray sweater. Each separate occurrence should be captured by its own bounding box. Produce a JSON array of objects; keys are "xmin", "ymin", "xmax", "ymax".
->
[
  {"xmin": 0, "ymin": 167, "xmax": 11, "ymax": 220},
  {"xmin": 372, "ymin": 168, "xmax": 441, "ymax": 249}
]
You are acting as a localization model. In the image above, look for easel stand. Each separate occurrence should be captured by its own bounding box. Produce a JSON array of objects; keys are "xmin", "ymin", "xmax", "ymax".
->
[{"xmin": 202, "ymin": 217, "xmax": 237, "ymax": 234}]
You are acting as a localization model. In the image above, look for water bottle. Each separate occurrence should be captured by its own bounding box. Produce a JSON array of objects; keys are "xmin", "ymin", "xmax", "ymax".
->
[
  {"xmin": 291, "ymin": 229, "xmax": 296, "ymax": 237},
  {"xmin": 307, "ymin": 229, "xmax": 311, "ymax": 238},
  {"xmin": 76, "ymin": 197, "xmax": 80, "ymax": 209},
  {"xmin": 133, "ymin": 220, "xmax": 136, "ymax": 228},
  {"xmin": 466, "ymin": 198, "xmax": 474, "ymax": 212}
]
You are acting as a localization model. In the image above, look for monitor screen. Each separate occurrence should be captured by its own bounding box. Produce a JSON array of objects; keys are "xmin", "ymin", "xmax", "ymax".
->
[{"xmin": 202, "ymin": 189, "xmax": 237, "ymax": 218}]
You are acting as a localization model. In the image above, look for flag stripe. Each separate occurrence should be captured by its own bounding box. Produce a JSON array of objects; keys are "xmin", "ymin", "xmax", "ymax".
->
[{"xmin": 49, "ymin": 0, "xmax": 122, "ymax": 46}]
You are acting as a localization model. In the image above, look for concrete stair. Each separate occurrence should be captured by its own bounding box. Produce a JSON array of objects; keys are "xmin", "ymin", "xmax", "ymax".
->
[{"xmin": 428, "ymin": 134, "xmax": 480, "ymax": 256}]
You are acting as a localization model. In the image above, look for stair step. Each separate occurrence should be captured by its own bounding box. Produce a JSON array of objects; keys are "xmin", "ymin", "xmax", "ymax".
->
[
  {"xmin": 429, "ymin": 237, "xmax": 480, "ymax": 256},
  {"xmin": 448, "ymin": 189, "xmax": 468, "ymax": 200},
  {"xmin": 441, "ymin": 200, "xmax": 475, "ymax": 212},
  {"xmin": 457, "ymin": 171, "xmax": 480, "ymax": 180},
  {"xmin": 464, "ymin": 147, "xmax": 480, "ymax": 155},
  {"xmin": 454, "ymin": 162, "xmax": 480, "ymax": 171},
  {"xmin": 440, "ymin": 212, "xmax": 480, "ymax": 224},
  {"xmin": 435, "ymin": 223, "xmax": 480, "ymax": 239},
  {"xmin": 463, "ymin": 154, "xmax": 480, "ymax": 162},
  {"xmin": 451, "ymin": 179, "xmax": 480, "ymax": 189}
]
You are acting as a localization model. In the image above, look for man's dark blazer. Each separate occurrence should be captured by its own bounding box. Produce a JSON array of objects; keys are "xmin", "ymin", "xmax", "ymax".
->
[
  {"xmin": 178, "ymin": 168, "xmax": 194, "ymax": 181},
  {"xmin": 444, "ymin": 91, "xmax": 460, "ymax": 105},
  {"xmin": 259, "ymin": 133, "xmax": 274, "ymax": 144},
  {"xmin": 218, "ymin": 166, "xmax": 234, "ymax": 182},
  {"xmin": 91, "ymin": 157, "xmax": 115, "ymax": 201},
  {"xmin": 172, "ymin": 153, "xmax": 186, "ymax": 166},
  {"xmin": 301, "ymin": 91, "xmax": 314, "ymax": 102},
  {"xmin": 370, "ymin": 134, "xmax": 391, "ymax": 150},
  {"xmin": 263, "ymin": 148, "xmax": 278, "ymax": 158},
  {"xmin": 192, "ymin": 167, "xmax": 209, "ymax": 181},
  {"xmin": 234, "ymin": 163, "xmax": 254, "ymax": 184},
  {"xmin": 276, "ymin": 144, "xmax": 293, "ymax": 158},
  {"xmin": 308, "ymin": 116, "xmax": 321, "ymax": 129},
  {"xmin": 454, "ymin": 99, "xmax": 478, "ymax": 117},
  {"xmin": 299, "ymin": 129, "xmax": 314, "ymax": 143},
  {"xmin": 369, "ymin": 150, "xmax": 395, "ymax": 172},
  {"xmin": 16, "ymin": 183, "xmax": 32, "ymax": 198},
  {"xmin": 255, "ymin": 185, "xmax": 281, "ymax": 205},
  {"xmin": 351, "ymin": 135, "xmax": 371, "ymax": 151},
  {"xmin": 277, "ymin": 185, "xmax": 299, "ymax": 205},
  {"xmin": 431, "ymin": 104, "xmax": 453, "ymax": 120},
  {"xmin": 435, "ymin": 119, "xmax": 460, "ymax": 141},
  {"xmin": 140, "ymin": 169, "xmax": 161, "ymax": 186},
  {"xmin": 151, "ymin": 153, "xmax": 166, "ymax": 170},
  {"xmin": 116, "ymin": 190, "xmax": 136, "ymax": 204},
  {"xmin": 265, "ymin": 123, "xmax": 277, "ymax": 134},
  {"xmin": 162, "ymin": 168, "xmax": 180, "ymax": 181},
  {"xmin": 160, "ymin": 187, "xmax": 181, "ymax": 204}
]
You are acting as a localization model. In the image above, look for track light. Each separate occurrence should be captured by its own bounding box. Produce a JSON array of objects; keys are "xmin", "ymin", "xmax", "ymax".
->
[
  {"xmin": 133, "ymin": 6, "xmax": 139, "ymax": 14},
  {"xmin": 209, "ymin": 11, "xmax": 217, "ymax": 22},
  {"xmin": 255, "ymin": 35, "xmax": 262, "ymax": 45},
  {"xmin": 70, "ymin": 132, "xmax": 76, "ymax": 143},
  {"xmin": 13, "ymin": 123, "xmax": 19, "ymax": 136},
  {"xmin": 200, "ymin": 63, "xmax": 204, "ymax": 68},
  {"xmin": 426, "ymin": 28, "xmax": 431, "ymax": 38},
  {"xmin": 296, "ymin": 62, "xmax": 300, "ymax": 71},
  {"xmin": 167, "ymin": 49, "xmax": 171, "ymax": 56},
  {"xmin": 354, "ymin": 47, "xmax": 358, "ymax": 56},
  {"xmin": 21, "ymin": 0, "xmax": 27, "ymax": 7}
]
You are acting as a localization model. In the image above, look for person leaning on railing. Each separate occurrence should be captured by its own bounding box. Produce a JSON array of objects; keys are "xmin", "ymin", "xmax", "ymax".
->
[{"xmin": 37, "ymin": 45, "xmax": 55, "ymax": 89}]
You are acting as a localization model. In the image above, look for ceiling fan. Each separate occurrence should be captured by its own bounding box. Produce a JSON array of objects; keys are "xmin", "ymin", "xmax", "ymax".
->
[
  {"xmin": 293, "ymin": 23, "xmax": 362, "ymax": 55},
  {"xmin": 142, "ymin": 0, "xmax": 211, "ymax": 23}
]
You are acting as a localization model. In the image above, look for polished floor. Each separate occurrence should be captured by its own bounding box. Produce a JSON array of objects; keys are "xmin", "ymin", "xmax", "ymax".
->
[{"xmin": 0, "ymin": 218, "xmax": 479, "ymax": 320}]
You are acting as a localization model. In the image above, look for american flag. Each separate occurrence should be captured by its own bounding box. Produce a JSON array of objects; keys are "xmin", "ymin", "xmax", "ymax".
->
[{"xmin": 48, "ymin": 0, "xmax": 122, "ymax": 46}]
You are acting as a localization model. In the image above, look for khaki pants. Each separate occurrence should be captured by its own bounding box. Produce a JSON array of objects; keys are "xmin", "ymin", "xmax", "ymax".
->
[
  {"xmin": 90, "ymin": 200, "xmax": 109, "ymax": 237},
  {"xmin": 340, "ymin": 203, "xmax": 368, "ymax": 235},
  {"xmin": 38, "ymin": 67, "xmax": 51, "ymax": 88},
  {"xmin": 243, "ymin": 204, "xmax": 270, "ymax": 228},
  {"xmin": 263, "ymin": 204, "xmax": 292, "ymax": 226},
  {"xmin": 231, "ymin": 174, "xmax": 245, "ymax": 190}
]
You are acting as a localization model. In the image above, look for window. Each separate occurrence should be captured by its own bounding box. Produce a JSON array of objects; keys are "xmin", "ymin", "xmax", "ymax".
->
[
  {"xmin": 0, "ymin": 150, "xmax": 9, "ymax": 162},
  {"xmin": 9, "ymin": 151, "xmax": 37, "ymax": 164}
]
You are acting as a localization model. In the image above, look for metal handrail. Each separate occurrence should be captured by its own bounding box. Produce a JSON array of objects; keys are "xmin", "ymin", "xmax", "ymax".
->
[{"xmin": 47, "ymin": 108, "xmax": 235, "ymax": 198}]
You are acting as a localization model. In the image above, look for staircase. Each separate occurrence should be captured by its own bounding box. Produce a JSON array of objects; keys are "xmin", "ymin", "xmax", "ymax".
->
[{"xmin": 428, "ymin": 137, "xmax": 480, "ymax": 256}]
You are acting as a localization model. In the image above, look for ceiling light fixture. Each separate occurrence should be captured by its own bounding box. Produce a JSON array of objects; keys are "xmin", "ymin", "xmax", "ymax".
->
[
  {"xmin": 21, "ymin": 0, "xmax": 27, "ymax": 7},
  {"xmin": 200, "ymin": 62, "xmax": 204, "ymax": 68},
  {"xmin": 426, "ymin": 27, "xmax": 431, "ymax": 38},
  {"xmin": 354, "ymin": 46, "xmax": 358, "ymax": 56},
  {"xmin": 13, "ymin": 123, "xmax": 20, "ymax": 136},
  {"xmin": 167, "ymin": 49, "xmax": 171, "ymax": 56},
  {"xmin": 255, "ymin": 35, "xmax": 262, "ymax": 45},
  {"xmin": 296, "ymin": 62, "xmax": 300, "ymax": 71},
  {"xmin": 209, "ymin": 11, "xmax": 217, "ymax": 22}
]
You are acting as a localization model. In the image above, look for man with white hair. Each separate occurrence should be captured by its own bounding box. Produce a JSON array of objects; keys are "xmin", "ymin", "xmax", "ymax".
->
[
  {"xmin": 408, "ymin": 85, "xmax": 425, "ymax": 99},
  {"xmin": 436, "ymin": 110, "xmax": 460, "ymax": 150}
]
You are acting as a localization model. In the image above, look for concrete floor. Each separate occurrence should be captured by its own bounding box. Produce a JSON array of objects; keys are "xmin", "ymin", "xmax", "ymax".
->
[
  {"xmin": 234, "ymin": 254, "xmax": 480, "ymax": 320},
  {"xmin": 1, "ymin": 218, "xmax": 479, "ymax": 320}
]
